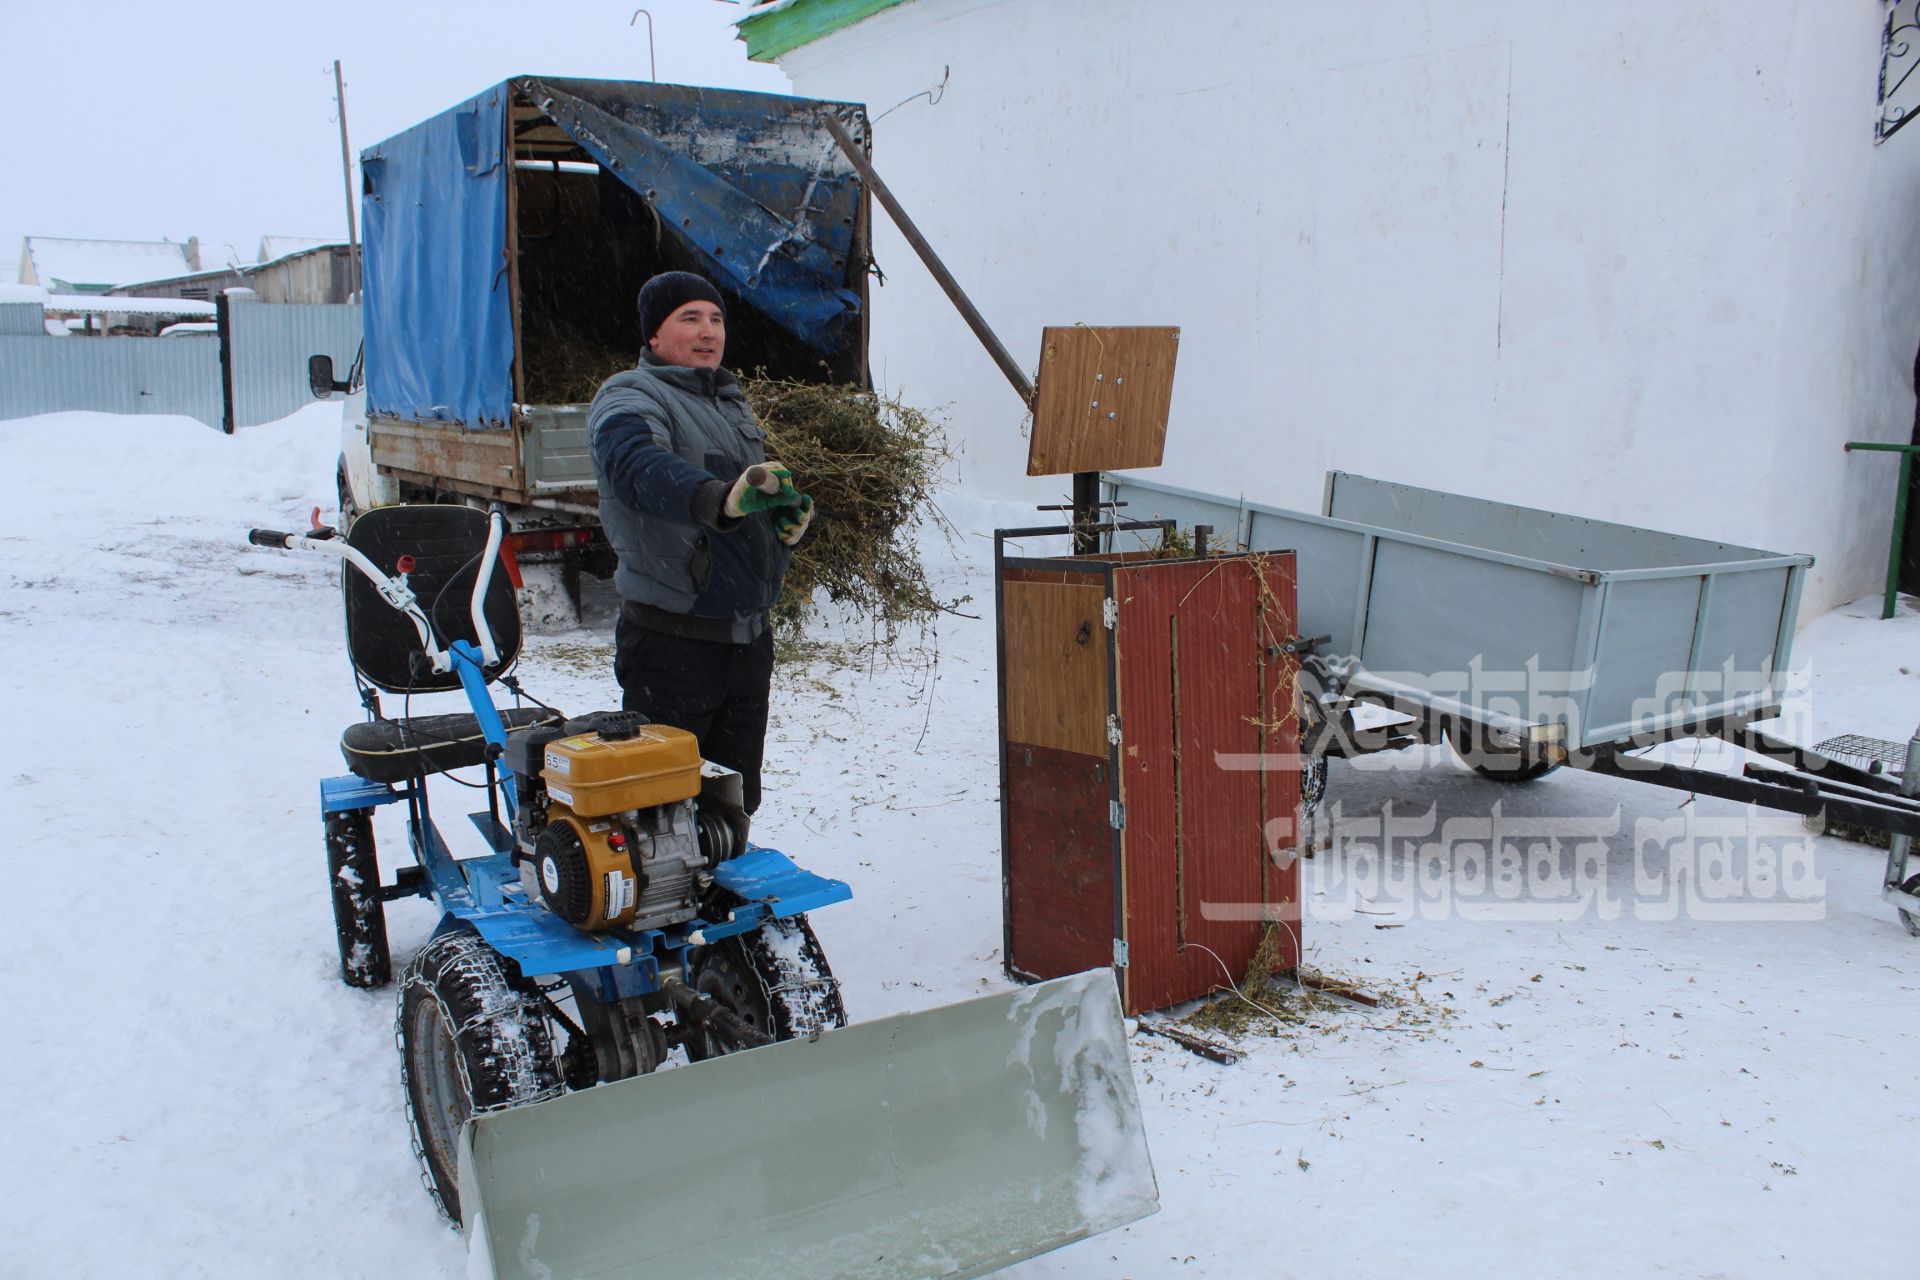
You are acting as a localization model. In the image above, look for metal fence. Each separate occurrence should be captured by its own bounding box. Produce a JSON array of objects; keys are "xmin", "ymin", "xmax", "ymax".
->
[
  {"xmin": 220, "ymin": 298, "xmax": 362, "ymax": 430},
  {"xmin": 0, "ymin": 298, "xmax": 361, "ymax": 430},
  {"xmin": 0, "ymin": 331, "xmax": 224, "ymax": 423}
]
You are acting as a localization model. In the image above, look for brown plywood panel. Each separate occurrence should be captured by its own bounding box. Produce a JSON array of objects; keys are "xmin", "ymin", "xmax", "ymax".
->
[
  {"xmin": 1027, "ymin": 326, "xmax": 1179, "ymax": 477},
  {"xmin": 1004, "ymin": 742, "xmax": 1115, "ymax": 983},
  {"xmin": 1113, "ymin": 554, "xmax": 1300, "ymax": 1014},
  {"xmin": 370, "ymin": 419, "xmax": 525, "ymax": 501},
  {"xmin": 1002, "ymin": 578, "xmax": 1110, "ymax": 759}
]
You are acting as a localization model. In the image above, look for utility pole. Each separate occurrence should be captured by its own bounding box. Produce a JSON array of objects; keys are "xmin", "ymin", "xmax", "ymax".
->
[{"xmin": 332, "ymin": 59, "xmax": 361, "ymax": 301}]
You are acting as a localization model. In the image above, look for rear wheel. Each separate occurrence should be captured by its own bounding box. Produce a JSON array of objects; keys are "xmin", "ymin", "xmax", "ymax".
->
[
  {"xmin": 325, "ymin": 810, "xmax": 389, "ymax": 987},
  {"xmin": 684, "ymin": 916, "xmax": 846, "ymax": 1061},
  {"xmin": 1448, "ymin": 721, "xmax": 1561, "ymax": 783},
  {"xmin": 397, "ymin": 932, "xmax": 562, "ymax": 1222}
]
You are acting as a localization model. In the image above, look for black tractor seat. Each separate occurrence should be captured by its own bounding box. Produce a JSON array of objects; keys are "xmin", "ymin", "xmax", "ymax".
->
[{"xmin": 342, "ymin": 708, "xmax": 564, "ymax": 783}]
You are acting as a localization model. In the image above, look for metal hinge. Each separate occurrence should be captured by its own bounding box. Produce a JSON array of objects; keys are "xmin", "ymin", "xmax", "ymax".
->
[
  {"xmin": 1102, "ymin": 597, "xmax": 1118, "ymax": 629},
  {"xmin": 1109, "ymin": 800, "xmax": 1126, "ymax": 830},
  {"xmin": 1112, "ymin": 939, "xmax": 1130, "ymax": 968},
  {"xmin": 1107, "ymin": 714, "xmax": 1123, "ymax": 745}
]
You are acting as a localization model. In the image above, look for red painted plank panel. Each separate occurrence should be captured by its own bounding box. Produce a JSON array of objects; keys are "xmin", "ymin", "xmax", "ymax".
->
[
  {"xmin": 1114, "ymin": 554, "xmax": 1300, "ymax": 1014},
  {"xmin": 1004, "ymin": 741, "xmax": 1116, "ymax": 983}
]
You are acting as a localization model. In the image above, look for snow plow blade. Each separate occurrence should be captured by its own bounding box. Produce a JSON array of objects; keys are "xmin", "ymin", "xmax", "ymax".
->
[{"xmin": 459, "ymin": 968, "xmax": 1158, "ymax": 1279}]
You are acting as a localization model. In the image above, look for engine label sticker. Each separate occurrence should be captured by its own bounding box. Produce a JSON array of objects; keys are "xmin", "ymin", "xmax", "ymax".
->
[
  {"xmin": 604, "ymin": 870, "xmax": 635, "ymax": 919},
  {"xmin": 548, "ymin": 785, "xmax": 573, "ymax": 807},
  {"xmin": 544, "ymin": 751, "xmax": 572, "ymax": 775}
]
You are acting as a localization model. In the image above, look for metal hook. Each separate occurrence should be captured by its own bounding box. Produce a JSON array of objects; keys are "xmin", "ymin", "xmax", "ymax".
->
[{"xmin": 630, "ymin": 9, "xmax": 656, "ymax": 82}]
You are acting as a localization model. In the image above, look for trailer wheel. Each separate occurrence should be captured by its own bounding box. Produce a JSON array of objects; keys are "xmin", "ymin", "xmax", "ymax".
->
[
  {"xmin": 1448, "ymin": 722, "xmax": 1561, "ymax": 783},
  {"xmin": 398, "ymin": 931, "xmax": 562, "ymax": 1224},
  {"xmin": 684, "ymin": 915, "xmax": 847, "ymax": 1061},
  {"xmin": 325, "ymin": 810, "xmax": 390, "ymax": 988}
]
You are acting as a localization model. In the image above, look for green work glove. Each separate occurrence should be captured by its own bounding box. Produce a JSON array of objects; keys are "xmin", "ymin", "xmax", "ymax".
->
[
  {"xmin": 774, "ymin": 493, "xmax": 815, "ymax": 547},
  {"xmin": 723, "ymin": 462, "xmax": 801, "ymax": 518}
]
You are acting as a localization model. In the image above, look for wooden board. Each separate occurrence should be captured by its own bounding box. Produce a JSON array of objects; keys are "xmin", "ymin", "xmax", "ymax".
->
[
  {"xmin": 1001, "ymin": 578, "xmax": 1110, "ymax": 759},
  {"xmin": 1027, "ymin": 326, "xmax": 1179, "ymax": 477},
  {"xmin": 370, "ymin": 418, "xmax": 524, "ymax": 501},
  {"xmin": 1112, "ymin": 554, "xmax": 1300, "ymax": 1014},
  {"xmin": 1004, "ymin": 742, "xmax": 1117, "ymax": 984}
]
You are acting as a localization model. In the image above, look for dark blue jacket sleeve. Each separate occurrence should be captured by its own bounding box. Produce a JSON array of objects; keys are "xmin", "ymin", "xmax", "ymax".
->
[{"xmin": 591, "ymin": 412, "xmax": 731, "ymax": 528}]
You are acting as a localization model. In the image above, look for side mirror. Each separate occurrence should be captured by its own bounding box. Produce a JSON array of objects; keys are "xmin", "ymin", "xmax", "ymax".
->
[{"xmin": 309, "ymin": 354, "xmax": 350, "ymax": 399}]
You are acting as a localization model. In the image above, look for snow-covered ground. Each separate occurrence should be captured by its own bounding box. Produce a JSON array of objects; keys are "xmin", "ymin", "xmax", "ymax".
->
[{"xmin": 2, "ymin": 405, "xmax": 1916, "ymax": 1278}]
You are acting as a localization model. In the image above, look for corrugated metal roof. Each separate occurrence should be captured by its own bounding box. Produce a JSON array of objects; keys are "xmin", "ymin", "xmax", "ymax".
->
[
  {"xmin": 257, "ymin": 236, "xmax": 336, "ymax": 264},
  {"xmin": 44, "ymin": 294, "xmax": 217, "ymax": 317},
  {"xmin": 21, "ymin": 237, "xmax": 243, "ymax": 292}
]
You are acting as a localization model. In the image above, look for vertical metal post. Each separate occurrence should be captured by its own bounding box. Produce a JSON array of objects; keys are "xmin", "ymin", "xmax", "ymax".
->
[
  {"xmin": 1887, "ymin": 450, "xmax": 1912, "ymax": 620},
  {"xmin": 1883, "ymin": 724, "xmax": 1920, "ymax": 896},
  {"xmin": 332, "ymin": 60, "xmax": 361, "ymax": 301},
  {"xmin": 1072, "ymin": 472, "xmax": 1101, "ymax": 555},
  {"xmin": 1843, "ymin": 440, "xmax": 1919, "ymax": 620}
]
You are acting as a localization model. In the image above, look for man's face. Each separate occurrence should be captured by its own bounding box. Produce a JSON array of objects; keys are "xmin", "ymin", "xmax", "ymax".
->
[{"xmin": 648, "ymin": 301, "xmax": 725, "ymax": 369}]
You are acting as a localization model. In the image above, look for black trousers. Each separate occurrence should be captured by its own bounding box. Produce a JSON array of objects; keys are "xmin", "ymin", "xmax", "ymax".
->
[{"xmin": 614, "ymin": 615, "xmax": 775, "ymax": 814}]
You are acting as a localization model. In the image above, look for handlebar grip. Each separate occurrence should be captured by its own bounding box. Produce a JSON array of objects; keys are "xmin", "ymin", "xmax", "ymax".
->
[{"xmin": 248, "ymin": 529, "xmax": 294, "ymax": 548}]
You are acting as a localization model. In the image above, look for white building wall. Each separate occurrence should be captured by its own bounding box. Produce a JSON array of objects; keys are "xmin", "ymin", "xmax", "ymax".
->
[{"xmin": 774, "ymin": 0, "xmax": 1920, "ymax": 618}]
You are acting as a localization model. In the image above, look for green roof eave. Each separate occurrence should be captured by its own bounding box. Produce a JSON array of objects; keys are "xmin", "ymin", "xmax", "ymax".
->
[{"xmin": 736, "ymin": 0, "xmax": 912, "ymax": 62}]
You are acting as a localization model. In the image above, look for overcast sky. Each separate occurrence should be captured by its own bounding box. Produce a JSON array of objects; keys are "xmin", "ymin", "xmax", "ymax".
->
[{"xmin": 2, "ymin": 0, "xmax": 788, "ymax": 279}]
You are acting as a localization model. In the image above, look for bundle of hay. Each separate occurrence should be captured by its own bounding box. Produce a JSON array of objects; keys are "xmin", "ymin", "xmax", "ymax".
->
[{"xmin": 743, "ymin": 375, "xmax": 960, "ymax": 662}]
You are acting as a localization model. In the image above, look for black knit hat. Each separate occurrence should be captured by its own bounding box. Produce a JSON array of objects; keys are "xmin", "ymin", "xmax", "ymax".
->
[{"xmin": 636, "ymin": 271, "xmax": 725, "ymax": 341}]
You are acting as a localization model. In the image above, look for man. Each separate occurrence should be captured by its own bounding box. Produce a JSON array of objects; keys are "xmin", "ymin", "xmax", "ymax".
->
[{"xmin": 587, "ymin": 271, "xmax": 814, "ymax": 814}]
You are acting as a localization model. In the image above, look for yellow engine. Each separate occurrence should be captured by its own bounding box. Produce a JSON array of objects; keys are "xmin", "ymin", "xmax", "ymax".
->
[{"xmin": 521, "ymin": 717, "xmax": 717, "ymax": 932}]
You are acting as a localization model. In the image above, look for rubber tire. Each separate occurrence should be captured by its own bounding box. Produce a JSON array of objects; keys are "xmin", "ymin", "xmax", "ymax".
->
[
  {"xmin": 398, "ymin": 932, "xmax": 562, "ymax": 1223},
  {"xmin": 1448, "ymin": 722, "xmax": 1562, "ymax": 783},
  {"xmin": 684, "ymin": 915, "xmax": 847, "ymax": 1061},
  {"xmin": 335, "ymin": 456, "xmax": 359, "ymax": 533},
  {"xmin": 1901, "ymin": 873, "xmax": 1920, "ymax": 939},
  {"xmin": 325, "ymin": 810, "xmax": 390, "ymax": 988}
]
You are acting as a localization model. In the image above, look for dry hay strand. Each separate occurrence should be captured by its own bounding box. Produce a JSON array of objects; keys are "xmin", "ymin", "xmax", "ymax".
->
[
  {"xmin": 1183, "ymin": 924, "xmax": 1455, "ymax": 1042},
  {"xmin": 743, "ymin": 374, "xmax": 965, "ymax": 664}
]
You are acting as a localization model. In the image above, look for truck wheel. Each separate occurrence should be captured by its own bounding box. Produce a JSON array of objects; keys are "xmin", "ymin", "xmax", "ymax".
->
[
  {"xmin": 398, "ymin": 931, "xmax": 562, "ymax": 1224},
  {"xmin": 684, "ymin": 916, "xmax": 847, "ymax": 1061},
  {"xmin": 1448, "ymin": 722, "xmax": 1561, "ymax": 783},
  {"xmin": 325, "ymin": 810, "xmax": 390, "ymax": 988},
  {"xmin": 335, "ymin": 456, "xmax": 360, "ymax": 532}
]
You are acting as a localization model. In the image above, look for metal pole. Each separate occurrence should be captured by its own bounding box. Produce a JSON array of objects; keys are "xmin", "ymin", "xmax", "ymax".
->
[
  {"xmin": 629, "ymin": 10, "xmax": 656, "ymax": 80},
  {"xmin": 1843, "ymin": 440, "xmax": 1920, "ymax": 619},
  {"xmin": 333, "ymin": 60, "xmax": 361, "ymax": 301},
  {"xmin": 821, "ymin": 113, "xmax": 1034, "ymax": 408},
  {"xmin": 1884, "ymin": 725, "xmax": 1920, "ymax": 935}
]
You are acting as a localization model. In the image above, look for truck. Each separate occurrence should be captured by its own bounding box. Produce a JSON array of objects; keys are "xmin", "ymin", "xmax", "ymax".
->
[{"xmin": 320, "ymin": 76, "xmax": 872, "ymax": 623}]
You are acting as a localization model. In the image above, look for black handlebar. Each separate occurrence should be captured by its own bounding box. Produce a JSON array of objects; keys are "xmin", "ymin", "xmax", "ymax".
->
[{"xmin": 248, "ymin": 529, "xmax": 294, "ymax": 548}]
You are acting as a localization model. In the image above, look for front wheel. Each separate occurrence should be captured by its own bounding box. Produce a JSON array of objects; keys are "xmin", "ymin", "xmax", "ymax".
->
[
  {"xmin": 684, "ymin": 915, "xmax": 846, "ymax": 1061},
  {"xmin": 397, "ymin": 932, "xmax": 562, "ymax": 1223},
  {"xmin": 325, "ymin": 810, "xmax": 389, "ymax": 987}
]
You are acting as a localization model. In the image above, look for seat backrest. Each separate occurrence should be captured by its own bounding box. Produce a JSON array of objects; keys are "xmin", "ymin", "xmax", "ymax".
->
[{"xmin": 343, "ymin": 505, "xmax": 522, "ymax": 694}]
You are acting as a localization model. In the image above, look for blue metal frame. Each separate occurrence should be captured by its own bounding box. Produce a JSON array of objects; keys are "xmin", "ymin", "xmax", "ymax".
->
[{"xmin": 318, "ymin": 632, "xmax": 852, "ymax": 993}]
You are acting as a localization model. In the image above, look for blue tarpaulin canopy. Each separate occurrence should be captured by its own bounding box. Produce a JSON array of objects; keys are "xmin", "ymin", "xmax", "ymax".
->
[{"xmin": 361, "ymin": 77, "xmax": 867, "ymax": 428}]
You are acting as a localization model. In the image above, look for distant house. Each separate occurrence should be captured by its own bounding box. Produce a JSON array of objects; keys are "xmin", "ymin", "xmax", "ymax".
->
[
  {"xmin": 108, "ymin": 238, "xmax": 354, "ymax": 306},
  {"xmin": 17, "ymin": 236, "xmax": 241, "ymax": 294}
]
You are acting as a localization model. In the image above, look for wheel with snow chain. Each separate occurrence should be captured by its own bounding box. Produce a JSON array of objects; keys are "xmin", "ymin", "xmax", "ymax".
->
[
  {"xmin": 325, "ymin": 810, "xmax": 389, "ymax": 988},
  {"xmin": 398, "ymin": 931, "xmax": 562, "ymax": 1223},
  {"xmin": 684, "ymin": 915, "xmax": 846, "ymax": 1061}
]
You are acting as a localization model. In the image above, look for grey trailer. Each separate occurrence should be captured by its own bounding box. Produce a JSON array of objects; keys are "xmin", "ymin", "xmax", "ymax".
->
[{"xmin": 1102, "ymin": 470, "xmax": 1810, "ymax": 759}]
